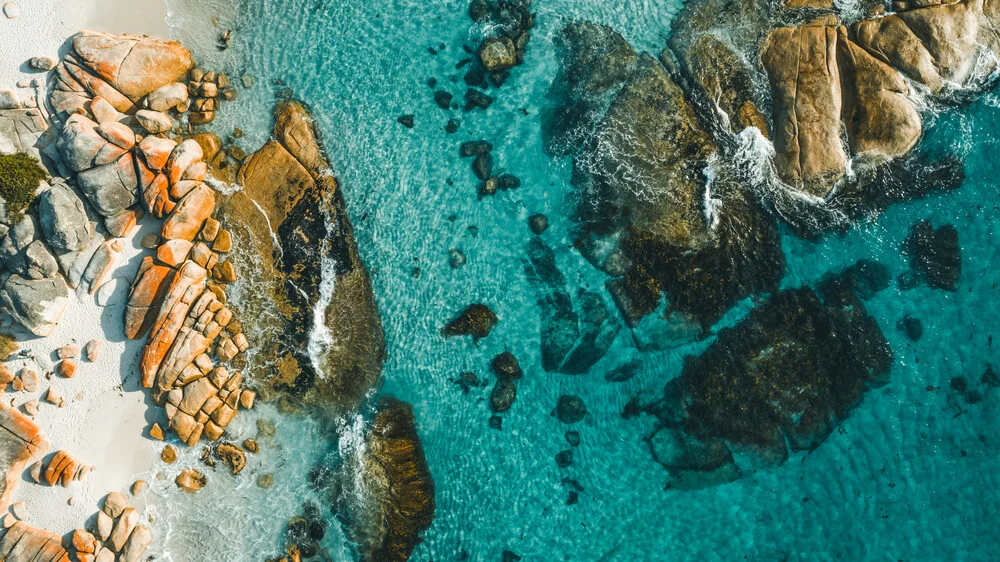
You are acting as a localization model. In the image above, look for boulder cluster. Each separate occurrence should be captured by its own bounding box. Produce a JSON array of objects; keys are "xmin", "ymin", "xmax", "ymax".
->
[
  {"xmin": 28, "ymin": 449, "xmax": 93, "ymax": 487},
  {"xmin": 68, "ymin": 492, "xmax": 152, "ymax": 562},
  {"xmin": 467, "ymin": 0, "xmax": 534, "ymax": 86}
]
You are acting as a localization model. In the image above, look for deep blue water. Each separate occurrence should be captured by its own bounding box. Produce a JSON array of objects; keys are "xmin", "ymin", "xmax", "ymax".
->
[{"xmin": 158, "ymin": 0, "xmax": 1000, "ymax": 559}]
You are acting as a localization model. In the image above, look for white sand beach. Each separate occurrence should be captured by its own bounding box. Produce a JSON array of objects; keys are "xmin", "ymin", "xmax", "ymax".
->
[{"xmin": 0, "ymin": 0, "xmax": 170, "ymax": 536}]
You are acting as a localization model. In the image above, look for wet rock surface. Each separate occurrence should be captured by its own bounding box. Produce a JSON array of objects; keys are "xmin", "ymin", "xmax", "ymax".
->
[
  {"xmin": 230, "ymin": 100, "xmax": 385, "ymax": 415},
  {"xmin": 344, "ymin": 398, "xmax": 435, "ymax": 562}
]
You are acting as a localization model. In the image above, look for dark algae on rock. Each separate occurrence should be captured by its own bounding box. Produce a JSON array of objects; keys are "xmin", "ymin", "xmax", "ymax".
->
[
  {"xmin": 229, "ymin": 99, "xmax": 385, "ymax": 415},
  {"xmin": 642, "ymin": 264, "xmax": 894, "ymax": 488},
  {"xmin": 442, "ymin": 303, "xmax": 498, "ymax": 340},
  {"xmin": 901, "ymin": 220, "xmax": 961, "ymax": 291}
]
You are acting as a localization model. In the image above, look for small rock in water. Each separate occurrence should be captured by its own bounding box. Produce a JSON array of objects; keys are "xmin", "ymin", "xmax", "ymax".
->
[
  {"xmin": 480, "ymin": 176, "xmax": 500, "ymax": 197},
  {"xmin": 448, "ymin": 248, "xmax": 467, "ymax": 269},
  {"xmin": 499, "ymin": 173, "xmax": 520, "ymax": 190},
  {"xmin": 983, "ymin": 364, "xmax": 1000, "ymax": 388},
  {"xmin": 502, "ymin": 550, "xmax": 522, "ymax": 562},
  {"xmin": 565, "ymin": 430, "xmax": 581, "ymax": 447},
  {"xmin": 397, "ymin": 114, "xmax": 415, "ymax": 128},
  {"xmin": 492, "ymin": 351, "xmax": 523, "ymax": 379},
  {"xmin": 490, "ymin": 379, "xmax": 517, "ymax": 412},
  {"xmin": 161, "ymin": 445, "xmax": 178, "ymax": 464},
  {"xmin": 472, "ymin": 153, "xmax": 493, "ymax": 180},
  {"xmin": 243, "ymin": 439, "xmax": 258, "ymax": 453},
  {"xmin": 528, "ymin": 214, "xmax": 548, "ymax": 235},
  {"xmin": 460, "ymin": 140, "xmax": 492, "ymax": 157},
  {"xmin": 567, "ymin": 490, "xmax": 579, "ymax": 505},
  {"xmin": 214, "ymin": 442, "xmax": 247, "ymax": 474},
  {"xmin": 896, "ymin": 314, "xmax": 923, "ymax": 341},
  {"xmin": 442, "ymin": 303, "xmax": 498, "ymax": 340},
  {"xmin": 175, "ymin": 468, "xmax": 206, "ymax": 493},
  {"xmin": 463, "ymin": 88, "xmax": 493, "ymax": 111},
  {"xmin": 488, "ymin": 415, "xmax": 503, "ymax": 430},
  {"xmin": 555, "ymin": 449, "xmax": 574, "ymax": 468},
  {"xmin": 445, "ymin": 118, "xmax": 460, "ymax": 134},
  {"xmin": 556, "ymin": 395, "xmax": 587, "ymax": 424},
  {"xmin": 257, "ymin": 473, "xmax": 274, "ymax": 488},
  {"xmin": 241, "ymin": 73, "xmax": 256, "ymax": 88},
  {"xmin": 131, "ymin": 480, "xmax": 147, "ymax": 496},
  {"xmin": 3, "ymin": 2, "xmax": 19, "ymax": 19},
  {"xmin": 433, "ymin": 90, "xmax": 453, "ymax": 109},
  {"xmin": 453, "ymin": 371, "xmax": 479, "ymax": 393}
]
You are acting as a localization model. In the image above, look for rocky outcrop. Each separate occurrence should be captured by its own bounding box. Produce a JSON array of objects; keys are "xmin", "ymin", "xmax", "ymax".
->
[
  {"xmin": 643, "ymin": 264, "xmax": 893, "ymax": 488},
  {"xmin": 228, "ymin": 100, "xmax": 384, "ymax": 415},
  {"xmin": 0, "ymin": 274, "xmax": 70, "ymax": 337},
  {"xmin": 65, "ymin": 493, "xmax": 152, "ymax": 561},
  {"xmin": 541, "ymin": 22, "xmax": 637, "ymax": 156},
  {"xmin": 0, "ymin": 522, "xmax": 69, "ymax": 561},
  {"xmin": 0, "ymin": 403, "xmax": 49, "ymax": 512},
  {"xmin": 347, "ymin": 398, "xmax": 435, "ymax": 562},
  {"xmin": 762, "ymin": 23, "xmax": 848, "ymax": 197}
]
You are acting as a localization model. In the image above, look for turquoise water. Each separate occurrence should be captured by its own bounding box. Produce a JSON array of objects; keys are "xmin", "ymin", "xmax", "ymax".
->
[{"xmin": 161, "ymin": 0, "xmax": 1000, "ymax": 559}]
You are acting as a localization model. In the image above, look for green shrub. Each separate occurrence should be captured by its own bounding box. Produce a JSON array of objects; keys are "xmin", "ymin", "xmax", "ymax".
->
[{"xmin": 0, "ymin": 152, "xmax": 46, "ymax": 218}]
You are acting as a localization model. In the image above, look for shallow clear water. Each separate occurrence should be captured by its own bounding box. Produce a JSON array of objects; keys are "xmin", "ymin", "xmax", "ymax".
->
[{"xmin": 157, "ymin": 0, "xmax": 1000, "ymax": 559}]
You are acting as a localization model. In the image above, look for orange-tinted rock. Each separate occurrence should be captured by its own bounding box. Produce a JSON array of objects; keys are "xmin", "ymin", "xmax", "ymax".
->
[
  {"xmin": 174, "ymin": 468, "xmax": 206, "ymax": 493},
  {"xmin": 0, "ymin": 522, "xmax": 69, "ymax": 560},
  {"xmin": 141, "ymin": 261, "xmax": 207, "ymax": 387},
  {"xmin": 212, "ymin": 229, "xmax": 232, "ymax": 253},
  {"xmin": 156, "ymin": 239, "xmax": 193, "ymax": 267},
  {"xmin": 125, "ymin": 256, "xmax": 175, "ymax": 340},
  {"xmin": 0, "ymin": 404, "xmax": 50, "ymax": 512},
  {"xmin": 142, "ymin": 173, "xmax": 173, "ymax": 218},
  {"xmin": 162, "ymin": 184, "xmax": 215, "ymax": 241},
  {"xmin": 56, "ymin": 360, "xmax": 77, "ymax": 378},
  {"xmin": 138, "ymin": 136, "xmax": 177, "ymax": 171},
  {"xmin": 165, "ymin": 139, "xmax": 203, "ymax": 187},
  {"xmin": 156, "ymin": 327, "xmax": 213, "ymax": 391},
  {"xmin": 71, "ymin": 31, "xmax": 194, "ymax": 101},
  {"xmin": 105, "ymin": 207, "xmax": 141, "ymax": 237}
]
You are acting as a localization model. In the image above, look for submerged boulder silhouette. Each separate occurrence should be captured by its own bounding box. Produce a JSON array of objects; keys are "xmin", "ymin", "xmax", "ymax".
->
[{"xmin": 644, "ymin": 262, "xmax": 893, "ymax": 488}]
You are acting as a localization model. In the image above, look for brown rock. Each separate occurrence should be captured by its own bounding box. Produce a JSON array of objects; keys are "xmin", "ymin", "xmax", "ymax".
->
[
  {"xmin": 160, "ymin": 444, "xmax": 177, "ymax": 464},
  {"xmin": 102, "ymin": 491, "xmax": 128, "ymax": 518},
  {"xmin": 162, "ymin": 184, "xmax": 216, "ymax": 241},
  {"xmin": 200, "ymin": 218, "xmax": 220, "ymax": 242},
  {"xmin": 140, "ymin": 261, "xmax": 207, "ymax": 387},
  {"xmin": 156, "ymin": 239, "xmax": 194, "ymax": 267},
  {"xmin": 130, "ymin": 479, "xmax": 147, "ymax": 496},
  {"xmin": 43, "ymin": 387, "xmax": 63, "ymax": 406},
  {"xmin": 156, "ymin": 327, "xmax": 213, "ymax": 391},
  {"xmin": 257, "ymin": 473, "xmax": 274, "ymax": 488},
  {"xmin": 19, "ymin": 369, "xmax": 38, "ymax": 393},
  {"xmin": 71, "ymin": 31, "xmax": 194, "ymax": 101},
  {"xmin": 120, "ymin": 524, "xmax": 151, "ymax": 562},
  {"xmin": 108, "ymin": 506, "xmax": 138, "ymax": 551},
  {"xmin": 72, "ymin": 528, "xmax": 97, "ymax": 553},
  {"xmin": 138, "ymin": 136, "xmax": 177, "ymax": 171},
  {"xmin": 84, "ymin": 339, "xmax": 102, "ymax": 361},
  {"xmin": 95, "ymin": 510, "xmax": 113, "ymax": 540},
  {"xmin": 761, "ymin": 24, "xmax": 846, "ymax": 198},
  {"xmin": 212, "ymin": 229, "xmax": 232, "ymax": 253},
  {"xmin": 837, "ymin": 29, "xmax": 921, "ymax": 159},
  {"xmin": 124, "ymin": 257, "xmax": 175, "ymax": 340},
  {"xmin": 174, "ymin": 468, "xmax": 206, "ymax": 493},
  {"xmin": 149, "ymin": 422, "xmax": 165, "ymax": 441},
  {"xmin": 214, "ymin": 442, "xmax": 246, "ymax": 474},
  {"xmin": 56, "ymin": 360, "xmax": 77, "ymax": 378},
  {"xmin": 239, "ymin": 389, "xmax": 256, "ymax": 410},
  {"xmin": 242, "ymin": 438, "xmax": 258, "ymax": 453}
]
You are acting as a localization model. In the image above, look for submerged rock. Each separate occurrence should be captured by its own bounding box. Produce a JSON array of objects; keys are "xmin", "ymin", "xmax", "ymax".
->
[
  {"xmin": 902, "ymin": 220, "xmax": 960, "ymax": 291},
  {"xmin": 645, "ymin": 269, "xmax": 893, "ymax": 488},
  {"xmin": 230, "ymin": 100, "xmax": 385, "ymax": 414},
  {"xmin": 346, "ymin": 398, "xmax": 435, "ymax": 562},
  {"xmin": 523, "ymin": 238, "xmax": 618, "ymax": 373},
  {"xmin": 442, "ymin": 303, "xmax": 498, "ymax": 340}
]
